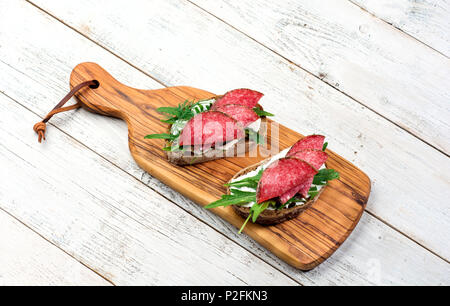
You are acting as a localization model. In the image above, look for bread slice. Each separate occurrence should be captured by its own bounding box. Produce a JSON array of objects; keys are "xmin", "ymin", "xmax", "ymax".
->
[
  {"xmin": 166, "ymin": 136, "xmax": 259, "ymax": 166},
  {"xmin": 229, "ymin": 157, "xmax": 326, "ymax": 225},
  {"xmin": 165, "ymin": 111, "xmax": 268, "ymax": 166}
]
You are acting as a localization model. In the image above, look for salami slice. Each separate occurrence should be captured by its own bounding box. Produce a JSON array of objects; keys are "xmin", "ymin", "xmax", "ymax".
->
[
  {"xmin": 179, "ymin": 111, "xmax": 244, "ymax": 146},
  {"xmin": 214, "ymin": 104, "xmax": 259, "ymax": 127},
  {"xmin": 279, "ymin": 150, "xmax": 327, "ymax": 203},
  {"xmin": 256, "ymin": 157, "xmax": 317, "ymax": 204},
  {"xmin": 286, "ymin": 135, "xmax": 325, "ymax": 156},
  {"xmin": 297, "ymin": 177, "xmax": 314, "ymax": 198},
  {"xmin": 279, "ymin": 185, "xmax": 303, "ymax": 204},
  {"xmin": 289, "ymin": 149, "xmax": 328, "ymax": 169},
  {"xmin": 211, "ymin": 89, "xmax": 263, "ymax": 110}
]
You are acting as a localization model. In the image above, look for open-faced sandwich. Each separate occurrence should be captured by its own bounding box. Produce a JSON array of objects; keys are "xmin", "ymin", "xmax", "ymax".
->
[
  {"xmin": 145, "ymin": 89, "xmax": 272, "ymax": 165},
  {"xmin": 205, "ymin": 135, "xmax": 340, "ymax": 233}
]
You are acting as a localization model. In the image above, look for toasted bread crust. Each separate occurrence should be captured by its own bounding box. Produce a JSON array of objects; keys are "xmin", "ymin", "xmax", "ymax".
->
[{"xmin": 228, "ymin": 156, "xmax": 326, "ymax": 225}]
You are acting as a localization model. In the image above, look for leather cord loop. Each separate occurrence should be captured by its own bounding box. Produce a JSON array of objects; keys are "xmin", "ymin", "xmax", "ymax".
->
[{"xmin": 33, "ymin": 80, "xmax": 97, "ymax": 143}]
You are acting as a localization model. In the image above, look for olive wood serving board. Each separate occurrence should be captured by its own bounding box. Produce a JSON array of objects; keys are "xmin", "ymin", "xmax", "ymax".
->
[{"xmin": 70, "ymin": 62, "xmax": 371, "ymax": 270}]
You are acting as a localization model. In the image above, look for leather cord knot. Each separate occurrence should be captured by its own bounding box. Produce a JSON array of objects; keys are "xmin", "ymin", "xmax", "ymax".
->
[
  {"xmin": 33, "ymin": 80, "xmax": 98, "ymax": 143},
  {"xmin": 33, "ymin": 122, "xmax": 47, "ymax": 143}
]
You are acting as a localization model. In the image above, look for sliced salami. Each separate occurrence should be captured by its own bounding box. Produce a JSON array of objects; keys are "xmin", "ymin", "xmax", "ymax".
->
[
  {"xmin": 278, "ymin": 150, "xmax": 327, "ymax": 203},
  {"xmin": 287, "ymin": 135, "xmax": 325, "ymax": 156},
  {"xmin": 179, "ymin": 111, "xmax": 244, "ymax": 146},
  {"xmin": 211, "ymin": 89, "xmax": 263, "ymax": 110},
  {"xmin": 297, "ymin": 177, "xmax": 314, "ymax": 198},
  {"xmin": 214, "ymin": 104, "xmax": 259, "ymax": 127},
  {"xmin": 256, "ymin": 157, "xmax": 317, "ymax": 204},
  {"xmin": 289, "ymin": 149, "xmax": 328, "ymax": 169},
  {"xmin": 279, "ymin": 185, "xmax": 303, "ymax": 204}
]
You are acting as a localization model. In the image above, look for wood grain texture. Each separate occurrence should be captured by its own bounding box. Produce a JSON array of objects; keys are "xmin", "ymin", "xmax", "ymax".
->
[
  {"xmin": 189, "ymin": 0, "xmax": 450, "ymax": 155},
  {"xmin": 350, "ymin": 0, "xmax": 450, "ymax": 57},
  {"xmin": 1, "ymin": 0, "xmax": 449, "ymax": 284},
  {"xmin": 70, "ymin": 62, "xmax": 370, "ymax": 270},
  {"xmin": 0, "ymin": 209, "xmax": 110, "ymax": 286},
  {"xmin": 0, "ymin": 92, "xmax": 296, "ymax": 285},
  {"xmin": 25, "ymin": 0, "xmax": 450, "ymax": 260}
]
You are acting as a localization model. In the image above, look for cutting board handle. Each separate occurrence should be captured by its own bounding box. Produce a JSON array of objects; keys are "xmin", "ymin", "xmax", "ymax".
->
[
  {"xmin": 70, "ymin": 62, "xmax": 217, "ymax": 126},
  {"xmin": 70, "ymin": 62, "xmax": 156, "ymax": 122}
]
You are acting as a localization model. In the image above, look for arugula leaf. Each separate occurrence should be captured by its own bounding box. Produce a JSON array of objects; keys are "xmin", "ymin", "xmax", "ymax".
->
[
  {"xmin": 204, "ymin": 193, "xmax": 256, "ymax": 209},
  {"xmin": 312, "ymin": 169, "xmax": 340, "ymax": 185},
  {"xmin": 227, "ymin": 181, "xmax": 258, "ymax": 189},
  {"xmin": 144, "ymin": 133, "xmax": 178, "ymax": 141},
  {"xmin": 156, "ymin": 99, "xmax": 208, "ymax": 125},
  {"xmin": 156, "ymin": 107, "xmax": 182, "ymax": 116},
  {"xmin": 162, "ymin": 145, "xmax": 183, "ymax": 152},
  {"xmin": 253, "ymin": 108, "xmax": 274, "ymax": 117},
  {"xmin": 245, "ymin": 129, "xmax": 265, "ymax": 145},
  {"xmin": 238, "ymin": 215, "xmax": 252, "ymax": 234},
  {"xmin": 238, "ymin": 200, "xmax": 273, "ymax": 233},
  {"xmin": 225, "ymin": 169, "xmax": 263, "ymax": 189},
  {"xmin": 228, "ymin": 189, "xmax": 256, "ymax": 197},
  {"xmin": 308, "ymin": 190, "xmax": 320, "ymax": 199},
  {"xmin": 251, "ymin": 201, "xmax": 270, "ymax": 222},
  {"xmin": 309, "ymin": 186, "xmax": 318, "ymax": 192},
  {"xmin": 160, "ymin": 119, "xmax": 177, "ymax": 124}
]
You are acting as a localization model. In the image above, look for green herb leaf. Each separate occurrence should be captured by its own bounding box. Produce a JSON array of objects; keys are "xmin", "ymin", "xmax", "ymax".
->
[
  {"xmin": 144, "ymin": 133, "xmax": 178, "ymax": 140},
  {"xmin": 162, "ymin": 145, "xmax": 183, "ymax": 152},
  {"xmin": 156, "ymin": 107, "xmax": 181, "ymax": 116},
  {"xmin": 160, "ymin": 118, "xmax": 178, "ymax": 124},
  {"xmin": 253, "ymin": 108, "xmax": 274, "ymax": 117},
  {"xmin": 226, "ymin": 179, "xmax": 258, "ymax": 189},
  {"xmin": 250, "ymin": 201, "xmax": 270, "ymax": 223},
  {"xmin": 312, "ymin": 169, "xmax": 340, "ymax": 185},
  {"xmin": 225, "ymin": 169, "xmax": 263, "ymax": 188},
  {"xmin": 322, "ymin": 142, "xmax": 329, "ymax": 151},
  {"xmin": 238, "ymin": 214, "xmax": 252, "ymax": 234},
  {"xmin": 308, "ymin": 190, "xmax": 320, "ymax": 199},
  {"xmin": 156, "ymin": 100, "xmax": 208, "ymax": 125},
  {"xmin": 229, "ymin": 189, "xmax": 256, "ymax": 197},
  {"xmin": 245, "ymin": 129, "xmax": 265, "ymax": 145},
  {"xmin": 238, "ymin": 200, "xmax": 273, "ymax": 234},
  {"xmin": 204, "ymin": 194, "xmax": 256, "ymax": 209}
]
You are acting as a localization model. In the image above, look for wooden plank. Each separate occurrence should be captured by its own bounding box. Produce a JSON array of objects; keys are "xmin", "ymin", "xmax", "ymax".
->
[
  {"xmin": 0, "ymin": 0, "xmax": 448, "ymax": 284},
  {"xmin": 0, "ymin": 93, "xmax": 297, "ymax": 286},
  {"xmin": 185, "ymin": 0, "xmax": 450, "ymax": 155},
  {"xmin": 0, "ymin": 209, "xmax": 110, "ymax": 286},
  {"xmin": 350, "ymin": 0, "xmax": 450, "ymax": 57},
  {"xmin": 20, "ymin": 0, "xmax": 450, "ymax": 260}
]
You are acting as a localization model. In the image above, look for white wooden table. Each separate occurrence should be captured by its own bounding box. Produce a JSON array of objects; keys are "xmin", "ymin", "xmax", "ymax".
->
[{"xmin": 0, "ymin": 0, "xmax": 449, "ymax": 286}]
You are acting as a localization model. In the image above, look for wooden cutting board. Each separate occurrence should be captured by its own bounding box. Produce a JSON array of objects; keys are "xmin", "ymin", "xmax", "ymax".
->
[{"xmin": 70, "ymin": 62, "xmax": 371, "ymax": 270}]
